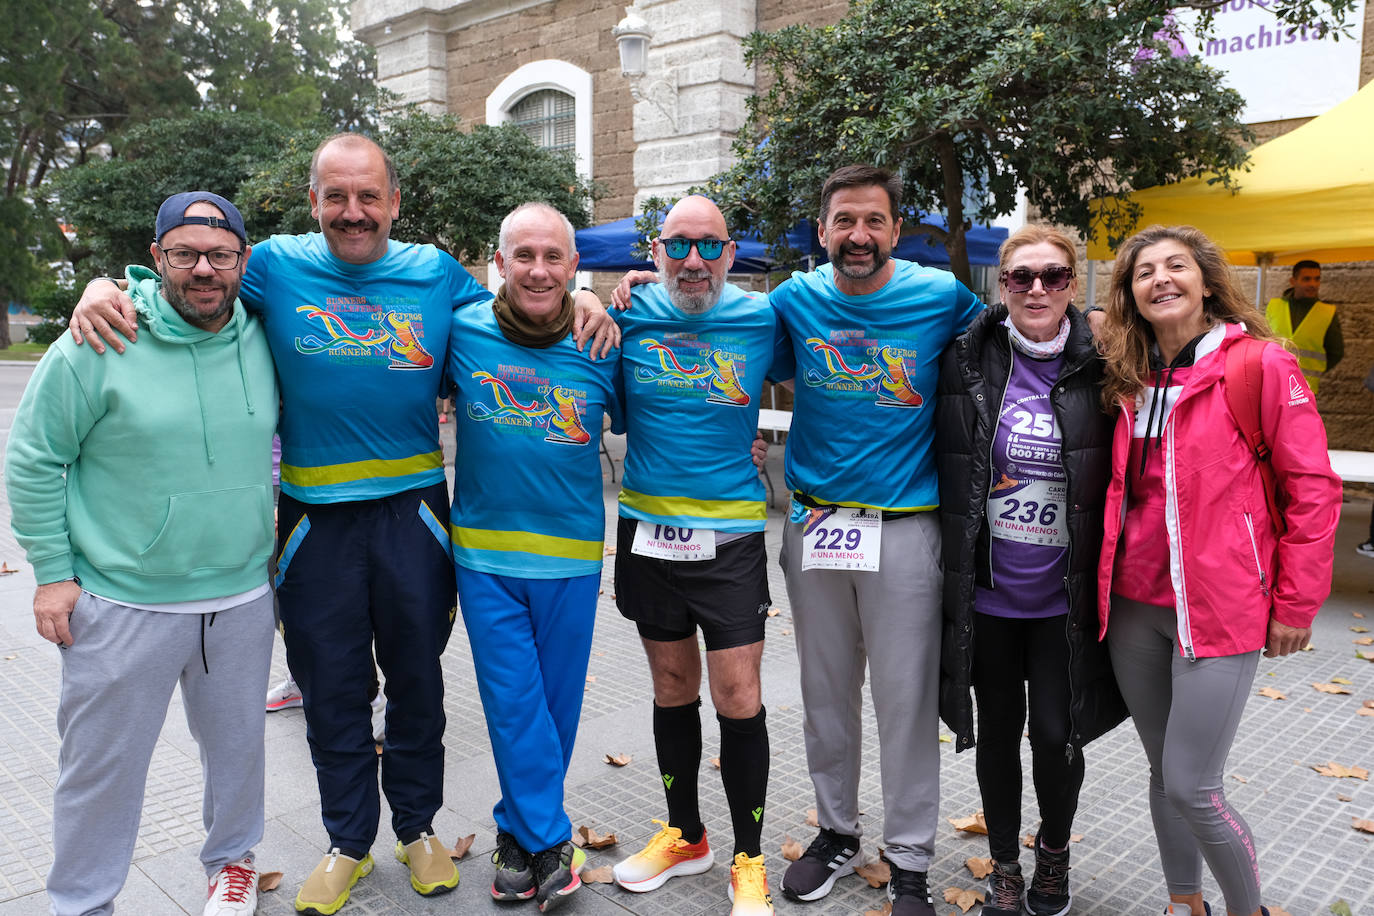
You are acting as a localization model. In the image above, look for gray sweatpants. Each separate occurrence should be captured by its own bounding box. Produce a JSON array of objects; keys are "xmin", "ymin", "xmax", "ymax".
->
[
  {"xmin": 780, "ymin": 512, "xmax": 943, "ymax": 872},
  {"xmin": 48, "ymin": 591, "xmax": 275, "ymax": 916},
  {"xmin": 1107, "ymin": 597, "xmax": 1262, "ymax": 915}
]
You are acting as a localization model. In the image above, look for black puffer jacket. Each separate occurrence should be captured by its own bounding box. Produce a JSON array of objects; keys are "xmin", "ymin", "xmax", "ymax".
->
[{"xmin": 935, "ymin": 304, "xmax": 1127, "ymax": 756}]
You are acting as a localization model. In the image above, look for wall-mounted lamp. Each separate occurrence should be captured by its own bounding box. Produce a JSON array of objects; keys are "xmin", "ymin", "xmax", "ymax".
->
[{"xmin": 612, "ymin": 7, "xmax": 678, "ymax": 130}]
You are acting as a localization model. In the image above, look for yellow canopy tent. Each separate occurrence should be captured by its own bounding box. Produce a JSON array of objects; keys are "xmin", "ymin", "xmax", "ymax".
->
[{"xmin": 1087, "ymin": 80, "xmax": 1374, "ymax": 266}]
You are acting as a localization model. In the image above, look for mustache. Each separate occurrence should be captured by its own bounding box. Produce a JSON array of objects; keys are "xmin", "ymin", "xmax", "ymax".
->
[
  {"xmin": 331, "ymin": 218, "xmax": 378, "ymax": 231},
  {"xmin": 676, "ymin": 269, "xmax": 712, "ymax": 282},
  {"xmin": 839, "ymin": 241, "xmax": 877, "ymax": 257}
]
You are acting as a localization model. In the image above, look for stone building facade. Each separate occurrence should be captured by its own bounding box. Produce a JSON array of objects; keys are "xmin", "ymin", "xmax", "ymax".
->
[{"xmin": 352, "ymin": 0, "xmax": 1374, "ymax": 447}]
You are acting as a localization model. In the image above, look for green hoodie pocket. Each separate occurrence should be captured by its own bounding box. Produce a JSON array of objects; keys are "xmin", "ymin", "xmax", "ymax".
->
[{"xmin": 139, "ymin": 486, "xmax": 273, "ymax": 575}]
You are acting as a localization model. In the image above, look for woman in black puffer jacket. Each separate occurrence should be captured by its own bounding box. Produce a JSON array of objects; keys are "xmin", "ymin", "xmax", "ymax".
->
[{"xmin": 934, "ymin": 225, "xmax": 1127, "ymax": 916}]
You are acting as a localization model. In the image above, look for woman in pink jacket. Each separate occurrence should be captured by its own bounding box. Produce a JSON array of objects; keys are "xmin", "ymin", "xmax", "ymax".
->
[{"xmin": 1096, "ymin": 226, "xmax": 1340, "ymax": 916}]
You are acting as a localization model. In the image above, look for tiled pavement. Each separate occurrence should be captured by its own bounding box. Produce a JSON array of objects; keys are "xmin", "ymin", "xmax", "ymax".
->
[{"xmin": 0, "ymin": 360, "xmax": 1371, "ymax": 915}]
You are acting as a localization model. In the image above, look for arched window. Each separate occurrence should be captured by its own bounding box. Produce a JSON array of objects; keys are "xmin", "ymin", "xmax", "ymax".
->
[
  {"xmin": 508, "ymin": 89, "xmax": 576, "ymax": 152},
  {"xmin": 486, "ymin": 61, "xmax": 594, "ymax": 289}
]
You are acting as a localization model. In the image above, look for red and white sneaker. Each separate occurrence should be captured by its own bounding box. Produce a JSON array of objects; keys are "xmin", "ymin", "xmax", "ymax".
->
[{"xmin": 204, "ymin": 857, "xmax": 258, "ymax": 916}]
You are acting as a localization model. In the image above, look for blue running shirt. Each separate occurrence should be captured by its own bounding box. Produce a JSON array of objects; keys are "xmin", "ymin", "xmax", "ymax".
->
[
  {"xmin": 446, "ymin": 302, "xmax": 622, "ymax": 578},
  {"xmin": 616, "ymin": 284, "xmax": 788, "ymax": 532},
  {"xmin": 771, "ymin": 260, "xmax": 983, "ymax": 511},
  {"xmin": 240, "ymin": 234, "xmax": 491, "ymax": 503}
]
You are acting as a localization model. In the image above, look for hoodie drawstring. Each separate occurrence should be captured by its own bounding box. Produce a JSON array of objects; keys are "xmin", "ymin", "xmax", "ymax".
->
[{"xmin": 200, "ymin": 612, "xmax": 217, "ymax": 674}]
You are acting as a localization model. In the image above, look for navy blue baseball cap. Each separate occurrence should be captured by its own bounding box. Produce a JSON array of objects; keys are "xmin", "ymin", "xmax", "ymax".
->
[{"xmin": 155, "ymin": 192, "xmax": 247, "ymax": 246}]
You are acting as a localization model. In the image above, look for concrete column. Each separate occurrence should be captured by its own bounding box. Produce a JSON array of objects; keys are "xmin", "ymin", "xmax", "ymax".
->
[{"xmin": 625, "ymin": 0, "xmax": 757, "ymax": 208}]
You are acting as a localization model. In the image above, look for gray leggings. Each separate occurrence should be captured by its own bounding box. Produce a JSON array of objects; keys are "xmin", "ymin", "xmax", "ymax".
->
[{"xmin": 1107, "ymin": 597, "xmax": 1261, "ymax": 915}]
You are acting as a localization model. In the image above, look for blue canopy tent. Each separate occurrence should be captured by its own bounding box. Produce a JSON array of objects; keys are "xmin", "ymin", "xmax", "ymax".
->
[{"xmin": 574, "ymin": 215, "xmax": 1008, "ymax": 274}]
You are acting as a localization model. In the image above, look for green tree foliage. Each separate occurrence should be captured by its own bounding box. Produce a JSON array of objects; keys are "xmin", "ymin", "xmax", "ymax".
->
[
  {"xmin": 53, "ymin": 111, "xmax": 295, "ymax": 276},
  {"xmin": 238, "ymin": 111, "xmax": 600, "ymax": 264},
  {"xmin": 706, "ymin": 0, "xmax": 1359, "ymax": 284}
]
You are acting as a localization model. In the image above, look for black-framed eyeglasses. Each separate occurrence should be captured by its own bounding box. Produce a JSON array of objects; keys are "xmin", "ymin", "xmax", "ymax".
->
[
  {"xmin": 660, "ymin": 237, "xmax": 727, "ymax": 261},
  {"xmin": 160, "ymin": 247, "xmax": 244, "ymax": 270},
  {"xmin": 1000, "ymin": 266, "xmax": 1074, "ymax": 293}
]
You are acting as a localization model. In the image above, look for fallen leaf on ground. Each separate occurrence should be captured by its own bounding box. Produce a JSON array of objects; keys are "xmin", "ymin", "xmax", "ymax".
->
[
  {"xmin": 1338, "ymin": 794, "xmax": 1353, "ymax": 801},
  {"xmin": 258, "ymin": 870, "xmax": 283, "ymax": 891},
  {"xmin": 1356, "ymin": 611, "xmax": 1367, "ymax": 618},
  {"xmin": 585, "ymin": 675, "xmax": 597, "ymax": 684},
  {"xmin": 1311, "ymin": 761, "xmax": 1369, "ymax": 779},
  {"xmin": 375, "ymin": 743, "xmax": 382, "ymax": 756},
  {"xmin": 1024, "ymin": 833, "xmax": 1037, "ymax": 848},
  {"xmin": 709, "ymin": 756, "xmax": 721, "ymax": 769},
  {"xmin": 604, "ymin": 753, "xmax": 632, "ymax": 767},
  {"xmin": 805, "ymin": 808, "xmax": 819, "ymax": 827},
  {"xmin": 581, "ymin": 865, "xmax": 615, "ymax": 883},
  {"xmin": 781, "ymin": 628, "xmax": 792, "ymax": 636},
  {"xmin": 940, "ymin": 733, "xmax": 953, "ymax": 743},
  {"xmin": 1353, "ymin": 818, "xmax": 1374, "ymax": 834},
  {"xmin": 1355, "ymin": 637, "xmax": 1374, "ymax": 646},
  {"xmin": 781, "ymin": 836, "xmax": 804, "ymax": 861},
  {"xmin": 943, "ymin": 886, "xmax": 987, "ymax": 913},
  {"xmin": 1258, "ymin": 686, "xmax": 1287, "ymax": 700},
  {"xmin": 1268, "ymin": 908, "xmax": 1294, "ymax": 916},
  {"xmin": 1331, "ymin": 676, "xmax": 1354, "ymax": 685},
  {"xmin": 1360, "ymin": 707, "xmax": 1374, "ymax": 718},
  {"xmin": 1300, "ymin": 645, "xmax": 1316, "ymax": 652},
  {"xmin": 1071, "ymin": 834, "xmax": 1083, "ymax": 843},
  {"xmin": 450, "ymin": 834, "xmax": 475, "ymax": 859},
  {"xmin": 855, "ymin": 858, "xmax": 890, "ymax": 887},
  {"xmin": 1365, "ymin": 700, "xmax": 1374, "ymax": 709},
  {"xmin": 1231, "ymin": 773, "xmax": 1249, "ymax": 783},
  {"xmin": 1352, "ymin": 626, "xmax": 1370, "ymax": 633},
  {"xmin": 949, "ymin": 811, "xmax": 987, "ymax": 835},
  {"xmin": 1313, "ymin": 682, "xmax": 1353, "ymax": 695},
  {"xmin": 863, "ymin": 903, "xmax": 892, "ymax": 916},
  {"xmin": 3, "ymin": 655, "xmax": 15, "ymax": 660},
  {"xmin": 767, "ymin": 606, "xmax": 780, "ymax": 617},
  {"xmin": 604, "ymin": 545, "xmax": 616, "ymax": 556},
  {"xmin": 1331, "ymin": 900, "xmax": 1353, "ymax": 916},
  {"xmin": 1357, "ymin": 650, "xmax": 1374, "ymax": 662},
  {"xmin": 0, "ymin": 562, "xmax": 17, "ymax": 575},
  {"xmin": 965, "ymin": 856, "xmax": 994, "ymax": 879},
  {"xmin": 575, "ymin": 826, "xmax": 617, "ymax": 849}
]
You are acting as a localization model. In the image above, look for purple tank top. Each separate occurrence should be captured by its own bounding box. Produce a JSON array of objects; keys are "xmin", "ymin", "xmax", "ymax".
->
[{"xmin": 974, "ymin": 351, "xmax": 1069, "ymax": 619}]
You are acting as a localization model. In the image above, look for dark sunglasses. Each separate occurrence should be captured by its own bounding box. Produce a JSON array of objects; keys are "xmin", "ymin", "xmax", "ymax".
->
[
  {"xmin": 660, "ymin": 237, "xmax": 727, "ymax": 261},
  {"xmin": 1000, "ymin": 266, "xmax": 1074, "ymax": 293}
]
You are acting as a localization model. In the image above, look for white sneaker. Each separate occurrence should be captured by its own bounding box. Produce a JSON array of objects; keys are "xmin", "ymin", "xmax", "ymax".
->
[
  {"xmin": 265, "ymin": 675, "xmax": 302, "ymax": 712},
  {"xmin": 371, "ymin": 693, "xmax": 386, "ymax": 744},
  {"xmin": 204, "ymin": 857, "xmax": 257, "ymax": 916}
]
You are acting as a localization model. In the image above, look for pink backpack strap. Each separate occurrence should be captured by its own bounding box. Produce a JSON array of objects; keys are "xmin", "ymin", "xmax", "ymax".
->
[{"xmin": 1223, "ymin": 336, "xmax": 1283, "ymax": 533}]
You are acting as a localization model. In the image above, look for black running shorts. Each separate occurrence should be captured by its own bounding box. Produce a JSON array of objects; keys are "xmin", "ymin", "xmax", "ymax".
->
[{"xmin": 613, "ymin": 516, "xmax": 771, "ymax": 650}]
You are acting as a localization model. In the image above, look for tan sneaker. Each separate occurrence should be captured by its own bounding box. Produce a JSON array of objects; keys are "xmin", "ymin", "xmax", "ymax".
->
[
  {"xmin": 294, "ymin": 849, "xmax": 373, "ymax": 915},
  {"xmin": 394, "ymin": 832, "xmax": 459, "ymax": 896}
]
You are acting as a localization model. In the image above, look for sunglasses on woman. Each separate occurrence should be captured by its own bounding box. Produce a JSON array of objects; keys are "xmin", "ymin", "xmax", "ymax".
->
[{"xmin": 1000, "ymin": 266, "xmax": 1074, "ymax": 293}]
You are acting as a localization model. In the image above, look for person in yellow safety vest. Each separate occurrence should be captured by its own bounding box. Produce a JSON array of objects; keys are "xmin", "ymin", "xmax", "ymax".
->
[{"xmin": 1265, "ymin": 260, "xmax": 1343, "ymax": 393}]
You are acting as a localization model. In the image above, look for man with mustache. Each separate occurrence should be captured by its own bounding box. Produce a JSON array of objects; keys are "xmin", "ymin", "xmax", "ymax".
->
[
  {"xmin": 64, "ymin": 134, "xmax": 615, "ymax": 913},
  {"xmin": 772, "ymin": 165, "xmax": 983, "ymax": 916},
  {"xmin": 7, "ymin": 193, "xmax": 277, "ymax": 916},
  {"xmin": 609, "ymin": 196, "xmax": 786, "ymax": 915}
]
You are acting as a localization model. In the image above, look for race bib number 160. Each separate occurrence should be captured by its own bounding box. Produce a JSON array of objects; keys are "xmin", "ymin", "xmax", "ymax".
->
[{"xmin": 801, "ymin": 507, "xmax": 882, "ymax": 571}]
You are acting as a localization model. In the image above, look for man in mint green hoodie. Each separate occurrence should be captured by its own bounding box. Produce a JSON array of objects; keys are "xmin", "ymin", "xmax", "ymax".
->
[{"xmin": 6, "ymin": 192, "xmax": 278, "ymax": 916}]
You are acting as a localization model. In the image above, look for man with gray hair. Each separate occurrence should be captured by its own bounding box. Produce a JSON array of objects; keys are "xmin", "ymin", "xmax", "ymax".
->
[
  {"xmin": 446, "ymin": 201, "xmax": 620, "ymax": 912},
  {"xmin": 65, "ymin": 136, "xmax": 617, "ymax": 913}
]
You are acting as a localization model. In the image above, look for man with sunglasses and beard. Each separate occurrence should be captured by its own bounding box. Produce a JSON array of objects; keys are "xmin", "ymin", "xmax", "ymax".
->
[
  {"xmin": 609, "ymin": 196, "xmax": 789, "ymax": 916},
  {"xmin": 7, "ymin": 193, "xmax": 277, "ymax": 916},
  {"xmin": 771, "ymin": 165, "xmax": 983, "ymax": 916}
]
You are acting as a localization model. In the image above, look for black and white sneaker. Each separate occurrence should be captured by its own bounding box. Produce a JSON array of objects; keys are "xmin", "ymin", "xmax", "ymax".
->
[
  {"xmin": 1026, "ymin": 836, "xmax": 1070, "ymax": 916},
  {"xmin": 780, "ymin": 828, "xmax": 859, "ymax": 901},
  {"xmin": 1357, "ymin": 540, "xmax": 1374, "ymax": 558},
  {"xmin": 886, "ymin": 862, "xmax": 935, "ymax": 916}
]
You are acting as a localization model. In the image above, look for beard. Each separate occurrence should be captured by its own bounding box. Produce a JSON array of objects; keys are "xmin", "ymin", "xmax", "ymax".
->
[
  {"xmin": 665, "ymin": 268, "xmax": 723, "ymax": 315},
  {"xmin": 831, "ymin": 240, "xmax": 890, "ymax": 281},
  {"xmin": 163, "ymin": 276, "xmax": 239, "ymax": 331}
]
